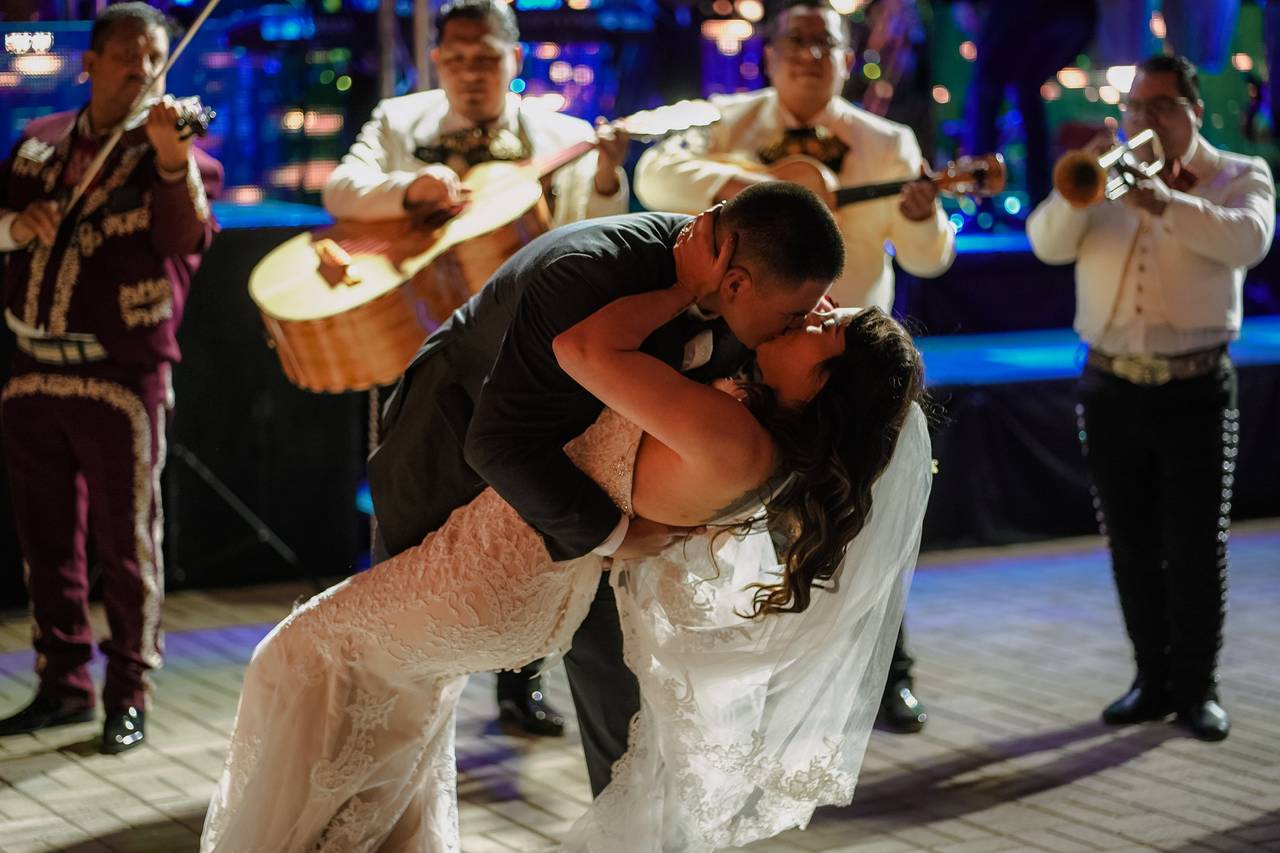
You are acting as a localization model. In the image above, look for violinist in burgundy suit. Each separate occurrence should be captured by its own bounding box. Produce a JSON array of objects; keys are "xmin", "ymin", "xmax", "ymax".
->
[{"xmin": 0, "ymin": 2, "xmax": 222, "ymax": 754}]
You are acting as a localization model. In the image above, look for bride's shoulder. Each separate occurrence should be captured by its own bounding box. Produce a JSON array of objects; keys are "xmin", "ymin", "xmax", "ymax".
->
[{"xmin": 686, "ymin": 383, "xmax": 778, "ymax": 491}]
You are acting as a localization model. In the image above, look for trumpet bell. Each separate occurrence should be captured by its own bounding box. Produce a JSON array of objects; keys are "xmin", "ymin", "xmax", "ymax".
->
[
  {"xmin": 1051, "ymin": 128, "xmax": 1164, "ymax": 209},
  {"xmin": 1053, "ymin": 150, "xmax": 1107, "ymax": 208}
]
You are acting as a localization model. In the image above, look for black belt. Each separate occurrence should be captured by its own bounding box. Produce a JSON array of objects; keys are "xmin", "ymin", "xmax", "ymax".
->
[{"xmin": 1086, "ymin": 346, "xmax": 1227, "ymax": 386}]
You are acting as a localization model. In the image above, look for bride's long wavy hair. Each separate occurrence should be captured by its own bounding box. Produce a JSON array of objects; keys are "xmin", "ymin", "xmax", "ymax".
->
[{"xmin": 738, "ymin": 307, "xmax": 925, "ymax": 618}]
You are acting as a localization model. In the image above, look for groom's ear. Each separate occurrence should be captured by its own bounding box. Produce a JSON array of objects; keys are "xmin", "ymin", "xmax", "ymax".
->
[{"xmin": 721, "ymin": 266, "xmax": 749, "ymax": 302}]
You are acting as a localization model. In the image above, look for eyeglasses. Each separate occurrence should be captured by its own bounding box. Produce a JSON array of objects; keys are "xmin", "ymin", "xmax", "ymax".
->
[
  {"xmin": 774, "ymin": 33, "xmax": 846, "ymax": 59},
  {"xmin": 437, "ymin": 52, "xmax": 504, "ymax": 73},
  {"xmin": 1118, "ymin": 95, "xmax": 1192, "ymax": 118}
]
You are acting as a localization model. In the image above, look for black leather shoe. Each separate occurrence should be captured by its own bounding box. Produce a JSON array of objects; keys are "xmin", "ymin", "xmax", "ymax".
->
[
  {"xmin": 1101, "ymin": 677, "xmax": 1174, "ymax": 725},
  {"xmin": 0, "ymin": 694, "xmax": 94, "ymax": 736},
  {"xmin": 497, "ymin": 687, "xmax": 565, "ymax": 737},
  {"xmin": 878, "ymin": 680, "xmax": 927, "ymax": 734},
  {"xmin": 100, "ymin": 707, "xmax": 145, "ymax": 754},
  {"xmin": 1179, "ymin": 699, "xmax": 1230, "ymax": 742}
]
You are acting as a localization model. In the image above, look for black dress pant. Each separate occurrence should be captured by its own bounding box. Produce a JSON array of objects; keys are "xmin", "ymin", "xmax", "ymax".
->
[
  {"xmin": 886, "ymin": 625, "xmax": 915, "ymax": 689},
  {"xmin": 1076, "ymin": 359, "xmax": 1236, "ymax": 705},
  {"xmin": 562, "ymin": 573, "xmax": 641, "ymax": 797}
]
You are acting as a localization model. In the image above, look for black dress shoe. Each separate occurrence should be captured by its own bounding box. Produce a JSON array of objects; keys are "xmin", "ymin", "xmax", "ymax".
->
[
  {"xmin": 100, "ymin": 707, "xmax": 145, "ymax": 754},
  {"xmin": 1179, "ymin": 699, "xmax": 1229, "ymax": 742},
  {"xmin": 878, "ymin": 680, "xmax": 927, "ymax": 734},
  {"xmin": 497, "ymin": 687, "xmax": 565, "ymax": 737},
  {"xmin": 1101, "ymin": 677, "xmax": 1174, "ymax": 725},
  {"xmin": 0, "ymin": 694, "xmax": 94, "ymax": 736}
]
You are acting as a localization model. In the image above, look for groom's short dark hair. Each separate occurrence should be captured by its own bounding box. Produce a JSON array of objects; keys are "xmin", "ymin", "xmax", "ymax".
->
[{"xmin": 720, "ymin": 183, "xmax": 845, "ymax": 289}]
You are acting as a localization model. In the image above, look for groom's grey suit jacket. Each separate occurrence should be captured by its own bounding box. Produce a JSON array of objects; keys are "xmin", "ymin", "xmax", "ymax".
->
[{"xmin": 368, "ymin": 212, "xmax": 751, "ymax": 559}]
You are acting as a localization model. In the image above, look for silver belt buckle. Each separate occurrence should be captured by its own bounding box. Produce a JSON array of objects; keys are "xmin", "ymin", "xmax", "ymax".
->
[{"xmin": 1111, "ymin": 354, "xmax": 1172, "ymax": 385}]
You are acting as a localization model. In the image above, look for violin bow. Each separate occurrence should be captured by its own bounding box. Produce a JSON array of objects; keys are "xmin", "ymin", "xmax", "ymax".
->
[{"xmin": 65, "ymin": 0, "xmax": 223, "ymax": 211}]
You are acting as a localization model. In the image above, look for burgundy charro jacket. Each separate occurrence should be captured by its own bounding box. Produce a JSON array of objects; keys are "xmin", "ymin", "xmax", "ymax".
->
[{"xmin": 0, "ymin": 107, "xmax": 223, "ymax": 367}]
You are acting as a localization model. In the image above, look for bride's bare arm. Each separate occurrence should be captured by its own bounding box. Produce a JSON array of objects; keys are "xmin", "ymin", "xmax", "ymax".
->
[{"xmin": 553, "ymin": 286, "xmax": 773, "ymax": 484}]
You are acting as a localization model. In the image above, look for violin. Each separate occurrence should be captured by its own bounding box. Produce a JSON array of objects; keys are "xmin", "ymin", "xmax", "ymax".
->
[{"xmin": 132, "ymin": 95, "xmax": 217, "ymax": 140}]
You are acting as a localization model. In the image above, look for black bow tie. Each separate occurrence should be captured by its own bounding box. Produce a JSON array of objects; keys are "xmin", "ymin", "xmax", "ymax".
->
[
  {"xmin": 757, "ymin": 126, "xmax": 849, "ymax": 172},
  {"xmin": 414, "ymin": 126, "xmax": 530, "ymax": 171}
]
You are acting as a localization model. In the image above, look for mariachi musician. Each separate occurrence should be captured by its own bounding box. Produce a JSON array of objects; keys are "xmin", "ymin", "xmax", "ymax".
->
[
  {"xmin": 1028, "ymin": 55, "xmax": 1274, "ymax": 742},
  {"xmin": 323, "ymin": 0, "xmax": 629, "ymax": 738},
  {"xmin": 0, "ymin": 2, "xmax": 222, "ymax": 753},
  {"xmin": 635, "ymin": 0, "xmax": 953, "ymax": 313},
  {"xmin": 635, "ymin": 0, "xmax": 952, "ymax": 734}
]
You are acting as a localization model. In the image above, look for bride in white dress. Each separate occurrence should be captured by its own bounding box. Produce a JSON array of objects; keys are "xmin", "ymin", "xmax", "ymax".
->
[{"xmin": 200, "ymin": 278, "xmax": 932, "ymax": 852}]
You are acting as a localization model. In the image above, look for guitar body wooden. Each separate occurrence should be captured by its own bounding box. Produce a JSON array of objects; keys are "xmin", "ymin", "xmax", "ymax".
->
[
  {"xmin": 250, "ymin": 161, "xmax": 551, "ymax": 393},
  {"xmin": 717, "ymin": 151, "xmax": 1005, "ymax": 210},
  {"xmin": 762, "ymin": 155, "xmax": 839, "ymax": 207}
]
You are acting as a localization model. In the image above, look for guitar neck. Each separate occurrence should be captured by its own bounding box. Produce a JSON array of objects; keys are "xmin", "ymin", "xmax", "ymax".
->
[
  {"xmin": 833, "ymin": 178, "xmax": 916, "ymax": 208},
  {"xmin": 531, "ymin": 139, "xmax": 597, "ymax": 180}
]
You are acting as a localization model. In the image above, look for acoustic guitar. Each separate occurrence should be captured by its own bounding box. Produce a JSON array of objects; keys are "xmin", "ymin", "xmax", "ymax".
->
[
  {"xmin": 752, "ymin": 151, "xmax": 1007, "ymax": 211},
  {"xmin": 250, "ymin": 100, "xmax": 720, "ymax": 393}
]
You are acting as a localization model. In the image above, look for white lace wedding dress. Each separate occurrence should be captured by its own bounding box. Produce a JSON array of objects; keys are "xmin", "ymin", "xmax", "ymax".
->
[{"xmin": 200, "ymin": 405, "xmax": 932, "ymax": 853}]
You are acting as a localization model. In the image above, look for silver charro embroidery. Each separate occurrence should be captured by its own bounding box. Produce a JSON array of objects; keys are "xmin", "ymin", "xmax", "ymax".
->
[
  {"xmin": 81, "ymin": 144, "xmax": 146, "ymax": 220},
  {"xmin": 46, "ymin": 246, "xmax": 81, "ymax": 336},
  {"xmin": 76, "ymin": 222, "xmax": 103, "ymax": 257},
  {"xmin": 21, "ymin": 243, "xmax": 51, "ymax": 325},
  {"xmin": 143, "ymin": 402, "xmax": 167, "ymax": 669},
  {"xmin": 1, "ymin": 374, "xmax": 160, "ymax": 670},
  {"xmin": 13, "ymin": 154, "xmax": 44, "ymax": 177},
  {"xmin": 17, "ymin": 137, "xmax": 55, "ymax": 163},
  {"xmin": 185, "ymin": 156, "xmax": 211, "ymax": 222},
  {"xmin": 101, "ymin": 204, "xmax": 150, "ymax": 238},
  {"xmin": 119, "ymin": 277, "xmax": 173, "ymax": 329},
  {"xmin": 39, "ymin": 130, "xmax": 73, "ymax": 195}
]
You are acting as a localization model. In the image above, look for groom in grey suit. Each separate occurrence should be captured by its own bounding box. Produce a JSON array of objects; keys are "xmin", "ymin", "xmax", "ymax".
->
[{"xmin": 369, "ymin": 183, "xmax": 845, "ymax": 794}]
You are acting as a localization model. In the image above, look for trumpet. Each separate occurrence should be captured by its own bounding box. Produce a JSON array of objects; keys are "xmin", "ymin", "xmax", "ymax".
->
[{"xmin": 1052, "ymin": 128, "xmax": 1165, "ymax": 208}]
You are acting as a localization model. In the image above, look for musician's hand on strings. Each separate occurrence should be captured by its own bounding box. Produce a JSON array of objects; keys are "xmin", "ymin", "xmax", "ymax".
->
[
  {"xmin": 11, "ymin": 200, "xmax": 60, "ymax": 247},
  {"xmin": 674, "ymin": 205, "xmax": 736, "ymax": 303},
  {"xmin": 898, "ymin": 168, "xmax": 939, "ymax": 222},
  {"xmin": 147, "ymin": 95, "xmax": 194, "ymax": 175},
  {"xmin": 406, "ymin": 164, "xmax": 470, "ymax": 215},
  {"xmin": 593, "ymin": 118, "xmax": 629, "ymax": 196},
  {"xmin": 1124, "ymin": 175, "xmax": 1172, "ymax": 216}
]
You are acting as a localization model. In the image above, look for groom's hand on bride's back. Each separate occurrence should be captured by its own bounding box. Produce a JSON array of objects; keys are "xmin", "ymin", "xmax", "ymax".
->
[
  {"xmin": 674, "ymin": 206, "xmax": 736, "ymax": 304},
  {"xmin": 611, "ymin": 516, "xmax": 706, "ymax": 560}
]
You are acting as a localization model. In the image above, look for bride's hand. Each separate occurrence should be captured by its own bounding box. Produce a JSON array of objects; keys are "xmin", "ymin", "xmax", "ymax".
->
[
  {"xmin": 674, "ymin": 205, "xmax": 736, "ymax": 303},
  {"xmin": 612, "ymin": 516, "xmax": 707, "ymax": 560}
]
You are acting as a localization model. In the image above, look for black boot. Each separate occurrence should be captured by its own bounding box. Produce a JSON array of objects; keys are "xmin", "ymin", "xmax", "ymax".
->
[
  {"xmin": 1178, "ymin": 697, "xmax": 1229, "ymax": 742},
  {"xmin": 497, "ymin": 665, "xmax": 564, "ymax": 737},
  {"xmin": 878, "ymin": 626, "xmax": 925, "ymax": 733},
  {"xmin": 1101, "ymin": 674, "xmax": 1174, "ymax": 725},
  {"xmin": 101, "ymin": 706, "xmax": 145, "ymax": 754},
  {"xmin": 878, "ymin": 679, "xmax": 927, "ymax": 734},
  {"xmin": 0, "ymin": 694, "xmax": 94, "ymax": 736}
]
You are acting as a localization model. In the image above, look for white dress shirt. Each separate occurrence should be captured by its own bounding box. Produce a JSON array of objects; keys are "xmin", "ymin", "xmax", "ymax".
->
[
  {"xmin": 1026, "ymin": 134, "xmax": 1274, "ymax": 356},
  {"xmin": 634, "ymin": 88, "xmax": 955, "ymax": 311},
  {"xmin": 323, "ymin": 90, "xmax": 627, "ymax": 227}
]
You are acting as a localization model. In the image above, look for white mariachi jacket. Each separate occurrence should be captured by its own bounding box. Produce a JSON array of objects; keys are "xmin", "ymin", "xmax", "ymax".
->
[
  {"xmin": 634, "ymin": 88, "xmax": 955, "ymax": 311},
  {"xmin": 323, "ymin": 90, "xmax": 628, "ymax": 228},
  {"xmin": 1027, "ymin": 134, "xmax": 1274, "ymax": 349}
]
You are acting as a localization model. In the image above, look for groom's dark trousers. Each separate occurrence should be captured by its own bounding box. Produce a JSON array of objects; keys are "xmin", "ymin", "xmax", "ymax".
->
[{"xmin": 367, "ymin": 213, "xmax": 750, "ymax": 795}]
